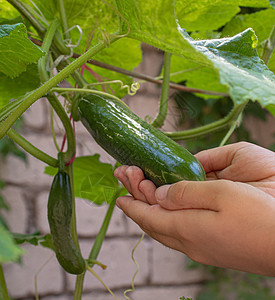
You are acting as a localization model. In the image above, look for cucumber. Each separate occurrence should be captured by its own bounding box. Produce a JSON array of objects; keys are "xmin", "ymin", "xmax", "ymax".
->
[
  {"xmin": 47, "ymin": 171, "xmax": 86, "ymax": 274},
  {"xmin": 78, "ymin": 94, "xmax": 206, "ymax": 187}
]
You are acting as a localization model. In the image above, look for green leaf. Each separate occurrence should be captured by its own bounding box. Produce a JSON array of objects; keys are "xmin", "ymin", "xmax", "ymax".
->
[
  {"xmin": 20, "ymin": 0, "xmax": 119, "ymax": 53},
  {"xmin": 0, "ymin": 226, "xmax": 23, "ymax": 263},
  {"xmin": 115, "ymin": 0, "xmax": 210, "ymax": 65},
  {"xmin": 45, "ymin": 155, "xmax": 119, "ymax": 205},
  {"xmin": 0, "ymin": 23, "xmax": 44, "ymax": 78},
  {"xmin": 0, "ymin": 64, "xmax": 40, "ymax": 110},
  {"xmin": 222, "ymin": 8, "xmax": 275, "ymax": 73},
  {"xmin": 191, "ymin": 28, "xmax": 275, "ymax": 107},
  {"xmin": 238, "ymin": 0, "xmax": 272, "ymax": 7},
  {"xmin": 12, "ymin": 232, "xmax": 53, "ymax": 249},
  {"xmin": 170, "ymin": 28, "xmax": 275, "ymax": 107},
  {"xmin": 0, "ymin": 0, "xmax": 21, "ymax": 24},
  {"xmin": 176, "ymin": 0, "xmax": 240, "ymax": 31},
  {"xmin": 0, "ymin": 136, "xmax": 27, "ymax": 161},
  {"xmin": 266, "ymin": 104, "xmax": 275, "ymax": 117}
]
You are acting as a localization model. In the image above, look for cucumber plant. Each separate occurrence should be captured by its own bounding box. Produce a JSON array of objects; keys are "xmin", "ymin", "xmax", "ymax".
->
[{"xmin": 0, "ymin": 0, "xmax": 275, "ymax": 299}]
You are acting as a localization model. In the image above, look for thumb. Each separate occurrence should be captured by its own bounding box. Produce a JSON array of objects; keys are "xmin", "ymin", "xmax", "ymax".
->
[{"xmin": 155, "ymin": 180, "xmax": 234, "ymax": 211}]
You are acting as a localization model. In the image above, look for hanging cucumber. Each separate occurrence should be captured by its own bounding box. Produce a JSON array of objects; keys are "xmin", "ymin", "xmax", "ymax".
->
[
  {"xmin": 77, "ymin": 94, "xmax": 206, "ymax": 187},
  {"xmin": 47, "ymin": 170, "xmax": 86, "ymax": 274}
]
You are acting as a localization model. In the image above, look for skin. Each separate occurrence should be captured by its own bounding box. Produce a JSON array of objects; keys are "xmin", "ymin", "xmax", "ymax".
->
[{"xmin": 114, "ymin": 142, "xmax": 275, "ymax": 276}]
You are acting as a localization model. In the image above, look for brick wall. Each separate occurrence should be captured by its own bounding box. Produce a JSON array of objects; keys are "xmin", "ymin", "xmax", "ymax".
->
[{"xmin": 1, "ymin": 45, "xmax": 275, "ymax": 300}]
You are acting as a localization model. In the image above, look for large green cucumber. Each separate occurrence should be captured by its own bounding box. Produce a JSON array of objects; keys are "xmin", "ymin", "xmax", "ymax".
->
[
  {"xmin": 78, "ymin": 94, "xmax": 206, "ymax": 187},
  {"xmin": 47, "ymin": 171, "xmax": 86, "ymax": 274}
]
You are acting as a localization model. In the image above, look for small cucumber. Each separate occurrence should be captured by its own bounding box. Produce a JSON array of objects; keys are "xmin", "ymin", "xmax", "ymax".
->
[
  {"xmin": 78, "ymin": 94, "xmax": 206, "ymax": 187},
  {"xmin": 47, "ymin": 171, "xmax": 85, "ymax": 274}
]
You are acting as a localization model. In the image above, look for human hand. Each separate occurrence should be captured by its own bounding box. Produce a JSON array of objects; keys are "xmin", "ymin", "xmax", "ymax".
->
[{"xmin": 114, "ymin": 142, "xmax": 275, "ymax": 275}]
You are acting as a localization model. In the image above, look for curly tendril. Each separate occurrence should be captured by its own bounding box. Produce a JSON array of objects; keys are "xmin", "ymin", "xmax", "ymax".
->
[{"xmin": 87, "ymin": 80, "xmax": 140, "ymax": 96}]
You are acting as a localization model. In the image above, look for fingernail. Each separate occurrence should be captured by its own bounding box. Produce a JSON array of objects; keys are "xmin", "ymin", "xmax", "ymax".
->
[{"xmin": 155, "ymin": 185, "xmax": 170, "ymax": 201}]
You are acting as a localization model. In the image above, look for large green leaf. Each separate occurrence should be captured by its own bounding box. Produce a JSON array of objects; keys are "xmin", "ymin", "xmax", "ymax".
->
[
  {"xmin": 238, "ymin": 0, "xmax": 272, "ymax": 7},
  {"xmin": 0, "ymin": 0, "xmax": 20, "ymax": 24},
  {"xmin": 20, "ymin": 0, "xmax": 119, "ymax": 53},
  {"xmin": 176, "ymin": 0, "xmax": 240, "ymax": 31},
  {"xmin": 0, "ymin": 23, "xmax": 44, "ymax": 78},
  {"xmin": 170, "ymin": 29, "xmax": 275, "ymax": 107},
  {"xmin": 0, "ymin": 226, "xmax": 23, "ymax": 263},
  {"xmin": 115, "ymin": 0, "xmax": 211, "ymax": 65},
  {"xmin": 0, "ymin": 64, "xmax": 40, "ymax": 110},
  {"xmin": 222, "ymin": 8, "xmax": 275, "ymax": 73},
  {"xmin": 45, "ymin": 155, "xmax": 119, "ymax": 205},
  {"xmin": 189, "ymin": 29, "xmax": 275, "ymax": 107}
]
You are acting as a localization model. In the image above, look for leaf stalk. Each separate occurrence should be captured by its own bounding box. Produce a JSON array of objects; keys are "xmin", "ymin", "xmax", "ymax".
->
[
  {"xmin": 151, "ymin": 52, "xmax": 171, "ymax": 128},
  {"xmin": 0, "ymin": 264, "xmax": 10, "ymax": 300},
  {"xmin": 165, "ymin": 102, "xmax": 247, "ymax": 141},
  {"xmin": 262, "ymin": 24, "xmax": 275, "ymax": 65},
  {"xmin": 7, "ymin": 129, "xmax": 58, "ymax": 167}
]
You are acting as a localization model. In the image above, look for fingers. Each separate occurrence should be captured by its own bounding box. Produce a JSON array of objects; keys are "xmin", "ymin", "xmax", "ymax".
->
[
  {"xmin": 116, "ymin": 196, "xmax": 178, "ymax": 236},
  {"xmin": 195, "ymin": 142, "xmax": 275, "ymax": 182},
  {"xmin": 195, "ymin": 142, "xmax": 253, "ymax": 175},
  {"xmin": 155, "ymin": 180, "xmax": 238, "ymax": 211},
  {"xmin": 114, "ymin": 165, "xmax": 157, "ymax": 204}
]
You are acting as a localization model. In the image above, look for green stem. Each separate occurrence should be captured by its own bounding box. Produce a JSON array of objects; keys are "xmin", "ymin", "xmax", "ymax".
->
[
  {"xmin": 88, "ymin": 188, "xmax": 123, "ymax": 264},
  {"xmin": 7, "ymin": 128, "xmax": 58, "ymax": 167},
  {"xmin": 165, "ymin": 102, "xmax": 247, "ymax": 141},
  {"xmin": 74, "ymin": 274, "xmax": 85, "ymax": 300},
  {"xmin": 57, "ymin": 0, "xmax": 70, "ymax": 40},
  {"xmin": 47, "ymin": 94, "xmax": 76, "ymax": 163},
  {"xmin": 38, "ymin": 19, "xmax": 59, "ymax": 83},
  {"xmin": 0, "ymin": 265, "xmax": 10, "ymax": 300},
  {"xmin": 219, "ymin": 112, "xmax": 242, "ymax": 147},
  {"xmin": 262, "ymin": 24, "xmax": 275, "ymax": 65},
  {"xmin": 0, "ymin": 36, "xmax": 119, "ymax": 140},
  {"xmin": 50, "ymin": 107, "xmax": 61, "ymax": 152},
  {"xmin": 67, "ymin": 164, "xmax": 81, "ymax": 251},
  {"xmin": 37, "ymin": 20, "xmax": 75, "ymax": 164},
  {"xmin": 67, "ymin": 164, "xmax": 85, "ymax": 300},
  {"xmin": 51, "ymin": 87, "xmax": 129, "ymax": 108},
  {"xmin": 6, "ymin": 0, "xmax": 45, "ymax": 35},
  {"xmin": 151, "ymin": 52, "xmax": 171, "ymax": 128}
]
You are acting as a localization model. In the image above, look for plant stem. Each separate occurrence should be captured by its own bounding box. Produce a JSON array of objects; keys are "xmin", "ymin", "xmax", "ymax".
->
[
  {"xmin": 67, "ymin": 164, "xmax": 81, "ymax": 251},
  {"xmin": 219, "ymin": 112, "xmax": 242, "ymax": 146},
  {"xmin": 72, "ymin": 53, "xmax": 229, "ymax": 97},
  {"xmin": 151, "ymin": 52, "xmax": 171, "ymax": 128},
  {"xmin": 7, "ymin": 128, "xmax": 58, "ymax": 166},
  {"xmin": 165, "ymin": 102, "xmax": 247, "ymax": 141},
  {"xmin": 74, "ymin": 274, "xmax": 85, "ymax": 300},
  {"xmin": 6, "ymin": 0, "xmax": 45, "ymax": 35},
  {"xmin": 0, "ymin": 264, "xmax": 10, "ymax": 300},
  {"xmin": 38, "ymin": 19, "xmax": 60, "ymax": 83},
  {"xmin": 262, "ymin": 24, "xmax": 275, "ymax": 65},
  {"xmin": 31, "ymin": 37, "xmax": 229, "ymax": 97},
  {"xmin": 37, "ymin": 20, "xmax": 76, "ymax": 164},
  {"xmin": 67, "ymin": 163, "xmax": 85, "ymax": 300},
  {"xmin": 89, "ymin": 188, "xmax": 123, "ymax": 264},
  {"xmin": 57, "ymin": 0, "xmax": 70, "ymax": 40},
  {"xmin": 47, "ymin": 94, "xmax": 76, "ymax": 163},
  {"xmin": 0, "ymin": 36, "xmax": 119, "ymax": 141},
  {"xmin": 51, "ymin": 87, "xmax": 129, "ymax": 108}
]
